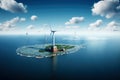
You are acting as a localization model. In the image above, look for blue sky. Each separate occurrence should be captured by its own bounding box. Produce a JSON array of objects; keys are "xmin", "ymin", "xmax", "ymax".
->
[{"xmin": 0, "ymin": 0, "xmax": 120, "ymax": 34}]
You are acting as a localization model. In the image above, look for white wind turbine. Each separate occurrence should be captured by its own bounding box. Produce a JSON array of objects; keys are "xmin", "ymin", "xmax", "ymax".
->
[
  {"xmin": 50, "ymin": 26, "xmax": 57, "ymax": 47},
  {"xmin": 49, "ymin": 26, "xmax": 58, "ymax": 52}
]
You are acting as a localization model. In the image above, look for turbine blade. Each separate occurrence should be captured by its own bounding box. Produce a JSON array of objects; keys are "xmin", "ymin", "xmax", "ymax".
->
[
  {"xmin": 49, "ymin": 25, "xmax": 52, "ymax": 31},
  {"xmin": 50, "ymin": 31, "xmax": 53, "ymax": 36}
]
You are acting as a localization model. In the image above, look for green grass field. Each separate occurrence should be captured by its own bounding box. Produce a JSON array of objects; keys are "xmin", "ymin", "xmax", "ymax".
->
[{"xmin": 39, "ymin": 44, "xmax": 75, "ymax": 52}]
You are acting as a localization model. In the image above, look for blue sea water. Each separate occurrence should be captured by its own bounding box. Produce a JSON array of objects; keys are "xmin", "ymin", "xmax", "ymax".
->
[{"xmin": 0, "ymin": 35, "xmax": 120, "ymax": 80}]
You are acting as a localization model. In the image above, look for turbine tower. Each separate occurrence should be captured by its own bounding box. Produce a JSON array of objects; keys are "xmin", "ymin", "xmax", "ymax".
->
[
  {"xmin": 50, "ymin": 28, "xmax": 58, "ymax": 53},
  {"xmin": 51, "ymin": 30, "xmax": 56, "ymax": 46}
]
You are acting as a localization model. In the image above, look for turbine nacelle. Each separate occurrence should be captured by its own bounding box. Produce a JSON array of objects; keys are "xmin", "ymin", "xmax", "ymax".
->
[{"xmin": 51, "ymin": 30, "xmax": 56, "ymax": 33}]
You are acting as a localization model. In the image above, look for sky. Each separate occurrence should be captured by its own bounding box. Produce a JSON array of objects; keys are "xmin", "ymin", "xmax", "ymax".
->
[{"xmin": 0, "ymin": 0, "xmax": 120, "ymax": 35}]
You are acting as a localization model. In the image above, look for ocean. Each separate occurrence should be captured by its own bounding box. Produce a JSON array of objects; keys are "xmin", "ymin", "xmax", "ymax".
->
[{"xmin": 0, "ymin": 35, "xmax": 120, "ymax": 80}]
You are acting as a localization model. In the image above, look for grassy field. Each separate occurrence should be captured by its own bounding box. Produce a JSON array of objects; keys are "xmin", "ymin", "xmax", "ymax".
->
[{"xmin": 39, "ymin": 44, "xmax": 75, "ymax": 52}]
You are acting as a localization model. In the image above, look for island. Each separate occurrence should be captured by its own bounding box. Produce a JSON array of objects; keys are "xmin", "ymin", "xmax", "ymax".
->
[
  {"xmin": 16, "ymin": 44, "xmax": 81, "ymax": 58},
  {"xmin": 16, "ymin": 30, "xmax": 82, "ymax": 58}
]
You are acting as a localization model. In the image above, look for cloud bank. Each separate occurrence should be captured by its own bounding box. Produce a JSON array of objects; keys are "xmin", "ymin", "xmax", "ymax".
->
[
  {"xmin": 89, "ymin": 19, "xmax": 102, "ymax": 30},
  {"xmin": 0, "ymin": 0, "xmax": 27, "ymax": 13},
  {"xmin": 20, "ymin": 18, "xmax": 26, "ymax": 22},
  {"xmin": 65, "ymin": 17, "xmax": 84, "ymax": 25},
  {"xmin": 0, "ymin": 17, "xmax": 25, "ymax": 31},
  {"xmin": 31, "ymin": 15, "xmax": 38, "ymax": 21},
  {"xmin": 92, "ymin": 0, "xmax": 120, "ymax": 18},
  {"xmin": 105, "ymin": 21, "xmax": 119, "ymax": 31},
  {"xmin": 27, "ymin": 25, "xmax": 34, "ymax": 30}
]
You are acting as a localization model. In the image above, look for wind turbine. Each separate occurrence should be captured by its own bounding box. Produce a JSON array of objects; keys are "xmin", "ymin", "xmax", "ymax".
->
[
  {"xmin": 50, "ymin": 26, "xmax": 58, "ymax": 53},
  {"xmin": 51, "ymin": 30, "xmax": 56, "ymax": 46}
]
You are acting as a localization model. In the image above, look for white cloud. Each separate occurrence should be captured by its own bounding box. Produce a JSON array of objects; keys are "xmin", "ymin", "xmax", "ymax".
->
[
  {"xmin": 105, "ymin": 21, "xmax": 119, "ymax": 31},
  {"xmin": 31, "ymin": 15, "xmax": 38, "ymax": 21},
  {"xmin": 66, "ymin": 26, "xmax": 80, "ymax": 29},
  {"xmin": 20, "ymin": 18, "xmax": 26, "ymax": 22},
  {"xmin": 0, "ymin": 17, "xmax": 25, "ymax": 31},
  {"xmin": 92, "ymin": 0, "xmax": 120, "ymax": 18},
  {"xmin": 0, "ymin": 0, "xmax": 27, "ymax": 13},
  {"xmin": 27, "ymin": 25, "xmax": 34, "ymax": 30},
  {"xmin": 88, "ymin": 19, "xmax": 102, "ymax": 30},
  {"xmin": 65, "ymin": 17, "xmax": 84, "ymax": 25}
]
